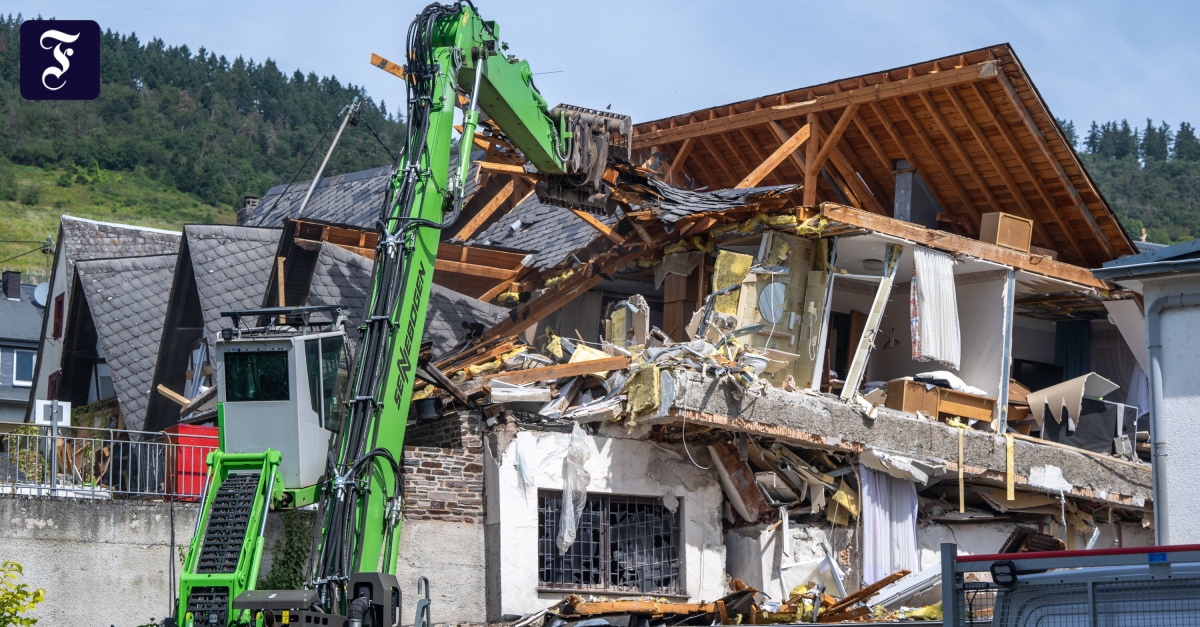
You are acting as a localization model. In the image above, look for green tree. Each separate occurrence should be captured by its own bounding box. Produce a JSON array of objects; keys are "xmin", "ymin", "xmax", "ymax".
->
[
  {"xmin": 1175, "ymin": 122, "xmax": 1200, "ymax": 161},
  {"xmin": 0, "ymin": 560, "xmax": 46, "ymax": 626},
  {"xmin": 1140, "ymin": 118, "xmax": 1170, "ymax": 162}
]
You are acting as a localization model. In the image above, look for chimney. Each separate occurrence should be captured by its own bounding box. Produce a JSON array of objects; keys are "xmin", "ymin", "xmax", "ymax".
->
[
  {"xmin": 892, "ymin": 159, "xmax": 942, "ymax": 230},
  {"xmin": 2, "ymin": 270, "xmax": 20, "ymax": 300},
  {"xmin": 237, "ymin": 195, "xmax": 261, "ymax": 226}
]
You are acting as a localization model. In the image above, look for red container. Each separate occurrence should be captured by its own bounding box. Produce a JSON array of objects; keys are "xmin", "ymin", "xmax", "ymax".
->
[{"xmin": 164, "ymin": 424, "xmax": 219, "ymax": 501}]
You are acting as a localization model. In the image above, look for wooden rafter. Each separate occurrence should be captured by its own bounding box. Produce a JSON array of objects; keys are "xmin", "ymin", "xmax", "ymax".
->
[
  {"xmin": 632, "ymin": 60, "xmax": 1000, "ymax": 148},
  {"xmin": 892, "ymin": 97, "xmax": 981, "ymax": 232},
  {"xmin": 434, "ymin": 258, "xmax": 519, "ymax": 280},
  {"xmin": 767, "ymin": 121, "xmax": 811, "ymax": 181},
  {"xmin": 863, "ymin": 100, "xmax": 963, "ymax": 231},
  {"xmin": 968, "ymin": 83, "xmax": 1097, "ymax": 265},
  {"xmin": 809, "ymin": 104, "xmax": 859, "ymax": 177},
  {"xmin": 852, "ymin": 114, "xmax": 894, "ymax": 174},
  {"xmin": 453, "ymin": 179, "xmax": 519, "ymax": 242},
  {"xmin": 698, "ymin": 136, "xmax": 739, "ymax": 187},
  {"xmin": 942, "ymin": 86, "xmax": 1088, "ymax": 263},
  {"xmin": 665, "ymin": 138, "xmax": 694, "ymax": 186},
  {"xmin": 916, "ymin": 92, "xmax": 1006, "ymax": 214},
  {"xmin": 718, "ymin": 133, "xmax": 778, "ymax": 187},
  {"xmin": 818, "ymin": 112, "xmax": 888, "ymax": 214},
  {"xmin": 803, "ymin": 113, "xmax": 820, "ymax": 205},
  {"xmin": 991, "ymin": 71, "xmax": 1118, "ymax": 258},
  {"xmin": 736, "ymin": 123, "xmax": 810, "ymax": 188}
]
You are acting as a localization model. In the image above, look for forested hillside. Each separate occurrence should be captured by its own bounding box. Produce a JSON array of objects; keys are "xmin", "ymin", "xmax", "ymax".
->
[
  {"xmin": 0, "ymin": 14, "xmax": 404, "ymax": 210},
  {"xmin": 1057, "ymin": 119, "xmax": 1200, "ymax": 245}
]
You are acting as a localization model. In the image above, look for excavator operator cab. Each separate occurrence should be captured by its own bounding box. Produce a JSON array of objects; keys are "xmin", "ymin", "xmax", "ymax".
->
[{"xmin": 215, "ymin": 306, "xmax": 350, "ymax": 490}]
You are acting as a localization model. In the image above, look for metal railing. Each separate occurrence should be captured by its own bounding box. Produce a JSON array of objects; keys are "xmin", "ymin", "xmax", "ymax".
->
[
  {"xmin": 0, "ymin": 422, "xmax": 218, "ymax": 501},
  {"xmin": 942, "ymin": 542, "xmax": 1200, "ymax": 626}
]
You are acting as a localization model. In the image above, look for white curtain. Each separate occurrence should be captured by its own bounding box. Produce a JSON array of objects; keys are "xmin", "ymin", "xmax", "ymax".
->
[
  {"xmin": 859, "ymin": 465, "xmax": 919, "ymax": 585},
  {"xmin": 911, "ymin": 246, "xmax": 961, "ymax": 370}
]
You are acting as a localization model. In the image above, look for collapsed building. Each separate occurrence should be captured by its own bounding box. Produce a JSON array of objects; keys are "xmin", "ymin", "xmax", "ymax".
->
[{"xmin": 17, "ymin": 44, "xmax": 1158, "ymax": 624}]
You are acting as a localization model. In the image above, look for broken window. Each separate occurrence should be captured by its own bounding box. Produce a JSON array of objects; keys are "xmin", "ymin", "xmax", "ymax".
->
[{"xmin": 537, "ymin": 490, "xmax": 681, "ymax": 595}]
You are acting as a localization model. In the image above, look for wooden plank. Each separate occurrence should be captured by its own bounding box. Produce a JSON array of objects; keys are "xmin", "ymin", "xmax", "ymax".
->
[
  {"xmin": 802, "ymin": 113, "xmax": 821, "ymax": 205},
  {"xmin": 453, "ymin": 180, "xmax": 519, "ymax": 242},
  {"xmin": 823, "ymin": 570, "xmax": 910, "ymax": 617},
  {"xmin": 736, "ymin": 123, "xmax": 810, "ymax": 189},
  {"xmin": 179, "ymin": 385, "xmax": 217, "ymax": 416},
  {"xmin": 991, "ymin": 71, "xmax": 1120, "ymax": 259},
  {"xmin": 434, "ymin": 258, "xmax": 517, "ymax": 280},
  {"xmin": 157, "ymin": 384, "xmax": 189, "ymax": 407},
  {"xmin": 632, "ymin": 61, "xmax": 1000, "ymax": 148},
  {"xmin": 825, "ymin": 138, "xmax": 886, "ymax": 214},
  {"xmin": 479, "ymin": 356, "xmax": 629, "ymax": 385},
  {"xmin": 820, "ymin": 203, "xmax": 1109, "ymax": 289},
  {"xmin": 969, "ymin": 83, "xmax": 1096, "ymax": 266},
  {"xmin": 476, "ymin": 161, "xmax": 535, "ymax": 178},
  {"xmin": 852, "ymin": 114, "xmax": 893, "ymax": 173},
  {"xmin": 768, "ymin": 121, "xmax": 811, "ymax": 182},
  {"xmin": 567, "ymin": 598, "xmax": 713, "ymax": 616},
  {"xmin": 369, "ymin": 52, "xmax": 406, "ymax": 80},
  {"xmin": 570, "ymin": 209, "xmax": 625, "ymax": 245},
  {"xmin": 475, "ymin": 247, "xmax": 649, "ymax": 344},
  {"xmin": 808, "ymin": 104, "xmax": 858, "ymax": 178}
]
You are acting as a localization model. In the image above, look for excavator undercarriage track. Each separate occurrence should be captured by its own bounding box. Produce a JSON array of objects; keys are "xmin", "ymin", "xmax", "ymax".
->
[{"xmin": 197, "ymin": 471, "xmax": 261, "ymax": 574}]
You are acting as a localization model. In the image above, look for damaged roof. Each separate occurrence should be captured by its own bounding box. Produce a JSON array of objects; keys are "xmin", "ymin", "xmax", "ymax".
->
[
  {"xmin": 470, "ymin": 193, "xmax": 615, "ymax": 270},
  {"xmin": 74, "ymin": 255, "xmax": 176, "ymax": 432},
  {"xmin": 307, "ymin": 241, "xmax": 508, "ymax": 357},
  {"xmin": 632, "ymin": 44, "xmax": 1136, "ymax": 268}
]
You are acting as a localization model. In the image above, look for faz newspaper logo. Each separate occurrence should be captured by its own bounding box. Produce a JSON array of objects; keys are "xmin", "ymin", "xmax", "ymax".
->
[{"xmin": 20, "ymin": 20, "xmax": 100, "ymax": 101}]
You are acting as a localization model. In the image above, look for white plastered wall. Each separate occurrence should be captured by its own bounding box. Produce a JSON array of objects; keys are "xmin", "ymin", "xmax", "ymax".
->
[{"xmin": 486, "ymin": 429, "xmax": 726, "ymax": 616}]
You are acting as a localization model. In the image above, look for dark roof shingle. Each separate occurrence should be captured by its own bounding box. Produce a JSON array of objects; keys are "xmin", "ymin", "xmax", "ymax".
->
[
  {"xmin": 469, "ymin": 194, "xmax": 609, "ymax": 270},
  {"xmin": 184, "ymin": 225, "xmax": 281, "ymax": 344},
  {"xmin": 75, "ymin": 255, "xmax": 175, "ymax": 431}
]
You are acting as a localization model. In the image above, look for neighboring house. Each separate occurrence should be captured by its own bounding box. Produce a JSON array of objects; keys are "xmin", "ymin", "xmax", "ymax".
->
[
  {"xmin": 56, "ymin": 255, "xmax": 176, "ymax": 431},
  {"xmin": 26, "ymin": 216, "xmax": 180, "ymax": 419},
  {"xmin": 0, "ymin": 272, "xmax": 42, "ymax": 422},
  {"xmin": 1094, "ymin": 238, "xmax": 1200, "ymax": 545},
  {"xmin": 145, "ymin": 224, "xmax": 281, "ymax": 432}
]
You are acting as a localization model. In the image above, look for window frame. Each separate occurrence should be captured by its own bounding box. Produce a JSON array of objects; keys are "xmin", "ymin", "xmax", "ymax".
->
[
  {"xmin": 12, "ymin": 349, "xmax": 35, "ymax": 387},
  {"xmin": 536, "ymin": 489, "xmax": 684, "ymax": 597},
  {"xmin": 52, "ymin": 293, "xmax": 64, "ymax": 340}
]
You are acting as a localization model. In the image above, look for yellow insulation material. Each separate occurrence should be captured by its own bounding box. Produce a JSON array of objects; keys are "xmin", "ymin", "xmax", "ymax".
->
[
  {"xmin": 827, "ymin": 479, "xmax": 860, "ymax": 526},
  {"xmin": 713, "ymin": 250, "xmax": 753, "ymax": 314},
  {"xmin": 793, "ymin": 215, "xmax": 827, "ymax": 236},
  {"xmin": 411, "ymin": 386, "xmax": 434, "ymax": 401},
  {"xmin": 543, "ymin": 268, "xmax": 576, "ymax": 288},
  {"xmin": 495, "ymin": 291, "xmax": 520, "ymax": 305},
  {"xmin": 625, "ymin": 364, "xmax": 661, "ymax": 418},
  {"xmin": 568, "ymin": 343, "xmax": 614, "ymax": 378}
]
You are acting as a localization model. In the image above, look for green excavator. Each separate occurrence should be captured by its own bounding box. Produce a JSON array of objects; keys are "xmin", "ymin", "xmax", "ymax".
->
[{"xmin": 173, "ymin": 3, "xmax": 632, "ymax": 625}]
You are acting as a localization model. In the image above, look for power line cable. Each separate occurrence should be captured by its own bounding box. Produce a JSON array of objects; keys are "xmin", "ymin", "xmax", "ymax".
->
[{"xmin": 0, "ymin": 246, "xmax": 46, "ymax": 265}]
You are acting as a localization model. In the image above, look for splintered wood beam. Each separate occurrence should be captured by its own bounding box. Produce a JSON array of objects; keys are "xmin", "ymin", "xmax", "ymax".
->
[
  {"xmin": 665, "ymin": 138, "xmax": 694, "ymax": 186},
  {"xmin": 433, "ymin": 258, "xmax": 521, "ymax": 280},
  {"xmin": 157, "ymin": 384, "xmax": 189, "ymax": 407},
  {"xmin": 808, "ymin": 104, "xmax": 858, "ymax": 178},
  {"xmin": 570, "ymin": 209, "xmax": 625, "ymax": 245},
  {"xmin": 372, "ymin": 53, "xmax": 468, "ymax": 107},
  {"xmin": 917, "ymin": 92, "xmax": 1005, "ymax": 214},
  {"xmin": 941, "ymin": 86, "xmax": 1081, "ymax": 259},
  {"xmin": 633, "ymin": 60, "xmax": 1000, "ymax": 148},
  {"xmin": 969, "ymin": 83, "xmax": 1096, "ymax": 266},
  {"xmin": 892, "ymin": 97, "xmax": 981, "ymax": 232},
  {"xmin": 820, "ymin": 203, "xmax": 1109, "ymax": 289},
  {"xmin": 803, "ymin": 113, "xmax": 820, "ymax": 205},
  {"xmin": 477, "ymin": 161, "xmax": 536, "ymax": 179},
  {"xmin": 475, "ymin": 246, "xmax": 649, "ymax": 344},
  {"xmin": 736, "ymin": 123, "xmax": 810, "ymax": 188},
  {"xmin": 480, "ymin": 356, "xmax": 630, "ymax": 385},
  {"xmin": 453, "ymin": 179, "xmax": 518, "ymax": 242},
  {"xmin": 991, "ymin": 71, "xmax": 1120, "ymax": 259}
]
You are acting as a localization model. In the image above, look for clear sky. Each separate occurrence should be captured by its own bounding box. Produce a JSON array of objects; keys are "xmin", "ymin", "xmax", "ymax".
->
[{"xmin": 15, "ymin": 0, "xmax": 1199, "ymax": 136}]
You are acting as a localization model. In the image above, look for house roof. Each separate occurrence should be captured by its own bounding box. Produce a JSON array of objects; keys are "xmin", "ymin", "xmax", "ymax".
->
[
  {"xmin": 631, "ymin": 44, "xmax": 1136, "ymax": 268},
  {"xmin": 1092, "ymin": 237, "xmax": 1200, "ymax": 291},
  {"xmin": 469, "ymin": 193, "xmax": 615, "ymax": 270},
  {"xmin": 243, "ymin": 158, "xmax": 485, "ymax": 229},
  {"xmin": 58, "ymin": 215, "xmax": 181, "ymax": 293},
  {"xmin": 184, "ymin": 224, "xmax": 281, "ymax": 344},
  {"xmin": 74, "ymin": 255, "xmax": 175, "ymax": 432},
  {"xmin": 306, "ymin": 242, "xmax": 507, "ymax": 358},
  {"xmin": 0, "ymin": 284, "xmax": 42, "ymax": 344}
]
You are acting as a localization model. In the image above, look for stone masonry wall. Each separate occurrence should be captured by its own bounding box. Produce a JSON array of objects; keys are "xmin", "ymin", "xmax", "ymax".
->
[{"xmin": 402, "ymin": 412, "xmax": 485, "ymax": 523}]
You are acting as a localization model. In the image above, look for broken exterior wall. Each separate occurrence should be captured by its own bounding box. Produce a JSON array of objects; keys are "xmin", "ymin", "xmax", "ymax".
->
[
  {"xmin": 483, "ymin": 427, "xmax": 726, "ymax": 621},
  {"xmin": 725, "ymin": 523, "xmax": 853, "ymax": 600},
  {"xmin": 653, "ymin": 371, "xmax": 1151, "ymax": 508}
]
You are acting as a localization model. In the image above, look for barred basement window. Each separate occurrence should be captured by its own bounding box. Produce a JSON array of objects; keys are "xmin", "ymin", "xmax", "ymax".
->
[{"xmin": 537, "ymin": 490, "xmax": 682, "ymax": 595}]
